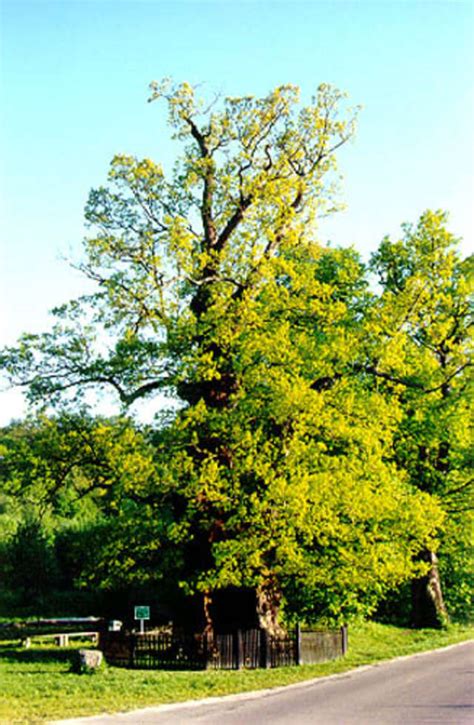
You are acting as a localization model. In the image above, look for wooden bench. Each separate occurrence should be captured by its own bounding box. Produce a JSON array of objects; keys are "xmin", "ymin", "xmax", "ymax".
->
[{"xmin": 22, "ymin": 631, "xmax": 99, "ymax": 648}]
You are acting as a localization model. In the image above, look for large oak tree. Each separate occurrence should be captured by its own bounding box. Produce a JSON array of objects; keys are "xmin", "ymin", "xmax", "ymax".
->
[{"xmin": 1, "ymin": 82, "xmax": 443, "ymax": 633}]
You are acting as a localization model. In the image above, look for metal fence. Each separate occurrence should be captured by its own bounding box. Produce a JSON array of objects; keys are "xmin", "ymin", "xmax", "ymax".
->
[{"xmin": 101, "ymin": 625, "xmax": 347, "ymax": 670}]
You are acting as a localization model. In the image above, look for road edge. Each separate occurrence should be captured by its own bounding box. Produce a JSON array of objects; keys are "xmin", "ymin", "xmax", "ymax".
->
[{"xmin": 50, "ymin": 638, "xmax": 474, "ymax": 724}]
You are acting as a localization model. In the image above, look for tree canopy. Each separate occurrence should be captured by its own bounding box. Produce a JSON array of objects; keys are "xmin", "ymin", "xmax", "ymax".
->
[
  {"xmin": 1, "ymin": 82, "xmax": 468, "ymax": 631},
  {"xmin": 368, "ymin": 211, "xmax": 473, "ymax": 625}
]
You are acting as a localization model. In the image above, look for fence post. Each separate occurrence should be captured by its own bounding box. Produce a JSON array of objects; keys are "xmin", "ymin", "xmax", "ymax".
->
[
  {"xmin": 233, "ymin": 629, "xmax": 243, "ymax": 670},
  {"xmin": 260, "ymin": 629, "xmax": 270, "ymax": 669},
  {"xmin": 203, "ymin": 631, "xmax": 208, "ymax": 669},
  {"xmin": 129, "ymin": 634, "xmax": 136, "ymax": 668},
  {"xmin": 295, "ymin": 622, "xmax": 302, "ymax": 665},
  {"xmin": 341, "ymin": 625, "xmax": 348, "ymax": 655},
  {"xmin": 204, "ymin": 631, "xmax": 214, "ymax": 670}
]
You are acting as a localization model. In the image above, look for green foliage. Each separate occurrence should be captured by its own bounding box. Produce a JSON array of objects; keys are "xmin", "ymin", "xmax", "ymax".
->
[
  {"xmin": 0, "ymin": 84, "xmax": 460, "ymax": 627},
  {"xmin": 6, "ymin": 517, "xmax": 57, "ymax": 601},
  {"xmin": 0, "ymin": 413, "xmax": 158, "ymax": 518},
  {"xmin": 438, "ymin": 513, "xmax": 474, "ymax": 622},
  {"xmin": 369, "ymin": 211, "xmax": 473, "ymax": 624}
]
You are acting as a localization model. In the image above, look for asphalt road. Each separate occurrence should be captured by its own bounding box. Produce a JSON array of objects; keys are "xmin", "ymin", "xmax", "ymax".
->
[{"xmin": 55, "ymin": 641, "xmax": 474, "ymax": 725}]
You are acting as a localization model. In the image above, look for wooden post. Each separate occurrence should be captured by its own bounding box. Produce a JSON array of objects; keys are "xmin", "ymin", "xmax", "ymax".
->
[
  {"xmin": 233, "ymin": 629, "xmax": 243, "ymax": 670},
  {"xmin": 341, "ymin": 625, "xmax": 348, "ymax": 655},
  {"xmin": 203, "ymin": 631, "xmax": 212, "ymax": 670},
  {"xmin": 129, "ymin": 634, "xmax": 136, "ymax": 668},
  {"xmin": 260, "ymin": 629, "xmax": 270, "ymax": 669},
  {"xmin": 295, "ymin": 622, "xmax": 302, "ymax": 665}
]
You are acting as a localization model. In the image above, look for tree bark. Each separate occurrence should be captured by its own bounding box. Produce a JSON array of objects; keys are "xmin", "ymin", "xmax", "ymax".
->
[
  {"xmin": 256, "ymin": 580, "xmax": 286, "ymax": 637},
  {"xmin": 411, "ymin": 550, "xmax": 449, "ymax": 628},
  {"xmin": 202, "ymin": 589, "xmax": 214, "ymax": 637}
]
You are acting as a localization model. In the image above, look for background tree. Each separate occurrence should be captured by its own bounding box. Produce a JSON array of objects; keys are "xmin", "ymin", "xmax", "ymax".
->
[
  {"xmin": 368, "ymin": 211, "xmax": 473, "ymax": 626},
  {"xmin": 0, "ymin": 413, "xmax": 156, "ymax": 519},
  {"xmin": 0, "ymin": 414, "xmax": 163, "ymax": 613},
  {"xmin": 5, "ymin": 516, "xmax": 56, "ymax": 603}
]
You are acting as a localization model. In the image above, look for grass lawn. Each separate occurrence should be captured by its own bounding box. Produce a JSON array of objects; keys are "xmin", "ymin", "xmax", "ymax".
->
[{"xmin": 1, "ymin": 622, "xmax": 472, "ymax": 724}]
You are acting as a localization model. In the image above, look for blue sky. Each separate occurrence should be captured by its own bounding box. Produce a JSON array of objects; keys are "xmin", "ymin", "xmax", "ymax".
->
[{"xmin": 1, "ymin": 0, "xmax": 473, "ymax": 423}]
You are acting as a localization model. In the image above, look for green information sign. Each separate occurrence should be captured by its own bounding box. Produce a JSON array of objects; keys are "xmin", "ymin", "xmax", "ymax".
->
[{"xmin": 134, "ymin": 605, "xmax": 150, "ymax": 620}]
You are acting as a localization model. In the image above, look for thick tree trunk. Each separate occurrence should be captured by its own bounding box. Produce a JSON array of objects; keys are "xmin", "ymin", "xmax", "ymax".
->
[
  {"xmin": 202, "ymin": 589, "xmax": 214, "ymax": 637},
  {"xmin": 256, "ymin": 580, "xmax": 286, "ymax": 637},
  {"xmin": 411, "ymin": 550, "xmax": 449, "ymax": 628}
]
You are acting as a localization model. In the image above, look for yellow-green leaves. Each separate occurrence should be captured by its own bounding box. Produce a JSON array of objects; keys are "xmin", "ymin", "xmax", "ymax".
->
[{"xmin": 2, "ymin": 80, "xmax": 465, "ymax": 628}]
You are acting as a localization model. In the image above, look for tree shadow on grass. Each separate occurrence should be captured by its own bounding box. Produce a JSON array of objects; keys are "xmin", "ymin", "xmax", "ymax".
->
[{"xmin": 0, "ymin": 645, "xmax": 74, "ymax": 665}]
